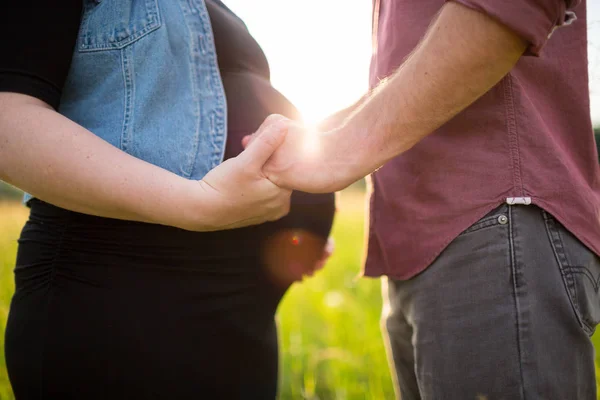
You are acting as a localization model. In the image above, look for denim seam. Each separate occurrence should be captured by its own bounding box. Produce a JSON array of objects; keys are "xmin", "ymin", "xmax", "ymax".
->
[
  {"xmin": 563, "ymin": 267, "xmax": 600, "ymax": 291},
  {"xmin": 181, "ymin": 0, "xmax": 204, "ymax": 178},
  {"xmin": 381, "ymin": 279, "xmax": 410, "ymax": 398},
  {"xmin": 508, "ymin": 206, "xmax": 527, "ymax": 400},
  {"xmin": 121, "ymin": 46, "xmax": 135, "ymax": 151},
  {"xmin": 197, "ymin": 0, "xmax": 227, "ymax": 169},
  {"xmin": 543, "ymin": 213, "xmax": 593, "ymax": 335},
  {"xmin": 38, "ymin": 216, "xmax": 70, "ymax": 397}
]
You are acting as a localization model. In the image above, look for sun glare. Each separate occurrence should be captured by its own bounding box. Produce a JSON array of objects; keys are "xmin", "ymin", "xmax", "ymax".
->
[
  {"xmin": 224, "ymin": 0, "xmax": 600, "ymax": 125},
  {"xmin": 301, "ymin": 126, "xmax": 322, "ymax": 157},
  {"xmin": 224, "ymin": 0, "xmax": 372, "ymax": 125}
]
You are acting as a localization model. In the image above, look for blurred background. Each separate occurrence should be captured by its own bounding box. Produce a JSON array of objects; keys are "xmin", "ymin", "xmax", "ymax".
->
[{"xmin": 1, "ymin": 2, "xmax": 600, "ymax": 399}]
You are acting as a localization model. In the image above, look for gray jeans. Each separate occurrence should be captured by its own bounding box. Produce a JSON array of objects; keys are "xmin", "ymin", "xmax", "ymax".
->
[{"xmin": 383, "ymin": 204, "xmax": 600, "ymax": 400}]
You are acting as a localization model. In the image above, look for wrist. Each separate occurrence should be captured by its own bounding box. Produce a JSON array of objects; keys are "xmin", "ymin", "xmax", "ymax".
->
[
  {"xmin": 158, "ymin": 178, "xmax": 217, "ymax": 232},
  {"xmin": 326, "ymin": 124, "xmax": 382, "ymax": 186},
  {"xmin": 183, "ymin": 179, "xmax": 230, "ymax": 231}
]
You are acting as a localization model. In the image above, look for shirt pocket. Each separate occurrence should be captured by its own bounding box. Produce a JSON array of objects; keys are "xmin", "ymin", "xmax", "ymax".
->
[{"xmin": 78, "ymin": 0, "xmax": 161, "ymax": 52}]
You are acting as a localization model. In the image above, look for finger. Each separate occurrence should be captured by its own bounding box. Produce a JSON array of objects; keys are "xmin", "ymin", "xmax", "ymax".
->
[
  {"xmin": 248, "ymin": 114, "xmax": 288, "ymax": 147},
  {"xmin": 313, "ymin": 238, "xmax": 334, "ymax": 271},
  {"xmin": 241, "ymin": 134, "xmax": 253, "ymax": 149},
  {"xmin": 259, "ymin": 114, "xmax": 289, "ymax": 128},
  {"xmin": 239, "ymin": 118, "xmax": 290, "ymax": 169},
  {"xmin": 325, "ymin": 237, "xmax": 335, "ymax": 257}
]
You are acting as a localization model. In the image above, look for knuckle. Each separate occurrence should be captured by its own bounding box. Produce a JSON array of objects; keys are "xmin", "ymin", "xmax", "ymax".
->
[
  {"xmin": 265, "ymin": 114, "xmax": 285, "ymax": 124},
  {"xmin": 261, "ymin": 132, "xmax": 280, "ymax": 148}
]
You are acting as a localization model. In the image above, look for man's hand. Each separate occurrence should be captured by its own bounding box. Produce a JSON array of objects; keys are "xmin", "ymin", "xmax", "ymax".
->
[
  {"xmin": 188, "ymin": 115, "xmax": 293, "ymax": 230},
  {"xmin": 242, "ymin": 118, "xmax": 363, "ymax": 193}
]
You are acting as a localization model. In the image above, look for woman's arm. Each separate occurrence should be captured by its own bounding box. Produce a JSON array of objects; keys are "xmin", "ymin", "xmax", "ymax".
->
[
  {"xmin": 1, "ymin": 3, "xmax": 292, "ymax": 231},
  {"xmin": 0, "ymin": 94, "xmax": 291, "ymax": 231}
]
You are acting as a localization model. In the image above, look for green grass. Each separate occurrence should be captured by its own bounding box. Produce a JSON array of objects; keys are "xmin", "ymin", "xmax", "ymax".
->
[
  {"xmin": 1, "ymin": 193, "xmax": 600, "ymax": 399},
  {"xmin": 277, "ymin": 192, "xmax": 393, "ymax": 399},
  {"xmin": 0, "ymin": 203, "xmax": 27, "ymax": 400}
]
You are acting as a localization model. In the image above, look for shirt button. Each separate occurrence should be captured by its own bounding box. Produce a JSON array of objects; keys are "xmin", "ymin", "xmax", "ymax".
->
[{"xmin": 498, "ymin": 215, "xmax": 508, "ymax": 225}]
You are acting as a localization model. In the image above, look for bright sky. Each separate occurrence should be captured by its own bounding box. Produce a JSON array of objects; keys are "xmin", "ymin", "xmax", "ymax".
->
[{"xmin": 225, "ymin": 0, "xmax": 600, "ymax": 126}]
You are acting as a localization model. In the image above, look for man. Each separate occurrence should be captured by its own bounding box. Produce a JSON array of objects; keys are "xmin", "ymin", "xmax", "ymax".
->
[{"xmin": 247, "ymin": 0, "xmax": 600, "ymax": 398}]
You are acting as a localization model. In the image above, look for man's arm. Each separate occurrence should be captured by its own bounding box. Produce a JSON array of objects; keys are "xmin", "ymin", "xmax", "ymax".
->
[
  {"xmin": 315, "ymin": 93, "xmax": 369, "ymax": 132},
  {"xmin": 340, "ymin": 1, "xmax": 528, "ymax": 177},
  {"xmin": 249, "ymin": 2, "xmax": 531, "ymax": 192}
]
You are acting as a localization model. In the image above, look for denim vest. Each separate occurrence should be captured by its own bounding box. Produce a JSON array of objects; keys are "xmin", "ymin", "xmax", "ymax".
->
[{"xmin": 24, "ymin": 0, "xmax": 227, "ymax": 203}]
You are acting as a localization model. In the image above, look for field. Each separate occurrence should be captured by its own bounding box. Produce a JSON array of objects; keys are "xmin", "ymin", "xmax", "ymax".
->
[{"xmin": 0, "ymin": 192, "xmax": 599, "ymax": 399}]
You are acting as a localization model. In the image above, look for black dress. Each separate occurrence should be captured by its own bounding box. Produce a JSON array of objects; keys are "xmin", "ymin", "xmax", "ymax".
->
[{"xmin": 2, "ymin": 1, "xmax": 334, "ymax": 398}]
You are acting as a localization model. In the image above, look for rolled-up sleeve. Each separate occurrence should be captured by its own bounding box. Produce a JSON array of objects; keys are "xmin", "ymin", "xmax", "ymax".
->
[{"xmin": 447, "ymin": 0, "xmax": 581, "ymax": 56}]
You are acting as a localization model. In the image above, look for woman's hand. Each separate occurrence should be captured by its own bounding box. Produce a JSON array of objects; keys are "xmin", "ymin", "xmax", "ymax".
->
[
  {"xmin": 185, "ymin": 116, "xmax": 293, "ymax": 231},
  {"xmin": 0, "ymin": 94, "xmax": 291, "ymax": 232}
]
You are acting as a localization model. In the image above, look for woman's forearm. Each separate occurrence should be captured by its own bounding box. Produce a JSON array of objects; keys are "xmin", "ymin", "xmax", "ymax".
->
[{"xmin": 0, "ymin": 92, "xmax": 205, "ymax": 228}]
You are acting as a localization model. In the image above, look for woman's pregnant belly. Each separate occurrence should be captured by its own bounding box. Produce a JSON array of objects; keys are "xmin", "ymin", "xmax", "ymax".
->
[
  {"xmin": 220, "ymin": 71, "xmax": 336, "ymax": 283},
  {"xmin": 221, "ymin": 71, "xmax": 302, "ymax": 160}
]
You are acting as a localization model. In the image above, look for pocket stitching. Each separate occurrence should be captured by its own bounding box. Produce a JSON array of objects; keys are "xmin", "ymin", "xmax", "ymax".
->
[
  {"xmin": 79, "ymin": 0, "xmax": 162, "ymax": 52},
  {"xmin": 459, "ymin": 215, "xmax": 501, "ymax": 236},
  {"xmin": 563, "ymin": 266, "xmax": 600, "ymax": 292},
  {"xmin": 544, "ymin": 215, "xmax": 594, "ymax": 335}
]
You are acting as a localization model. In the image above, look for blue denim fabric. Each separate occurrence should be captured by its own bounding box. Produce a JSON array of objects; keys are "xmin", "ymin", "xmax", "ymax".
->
[{"xmin": 24, "ymin": 0, "xmax": 227, "ymax": 203}]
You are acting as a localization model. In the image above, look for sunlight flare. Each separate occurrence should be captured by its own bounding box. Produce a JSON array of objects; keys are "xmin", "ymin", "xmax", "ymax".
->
[{"xmin": 301, "ymin": 125, "xmax": 322, "ymax": 158}]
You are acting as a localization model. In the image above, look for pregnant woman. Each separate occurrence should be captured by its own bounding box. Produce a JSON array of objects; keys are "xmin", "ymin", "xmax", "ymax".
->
[{"xmin": 0, "ymin": 1, "xmax": 334, "ymax": 399}]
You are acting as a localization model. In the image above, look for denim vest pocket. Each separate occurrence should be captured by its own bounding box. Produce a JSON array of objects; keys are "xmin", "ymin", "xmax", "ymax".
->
[
  {"xmin": 544, "ymin": 211, "xmax": 600, "ymax": 336},
  {"xmin": 79, "ymin": 0, "xmax": 161, "ymax": 52}
]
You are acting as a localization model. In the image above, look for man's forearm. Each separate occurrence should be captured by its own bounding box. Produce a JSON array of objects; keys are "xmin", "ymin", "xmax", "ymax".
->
[
  {"xmin": 342, "ymin": 1, "xmax": 527, "ymax": 175},
  {"xmin": 317, "ymin": 93, "xmax": 369, "ymax": 132}
]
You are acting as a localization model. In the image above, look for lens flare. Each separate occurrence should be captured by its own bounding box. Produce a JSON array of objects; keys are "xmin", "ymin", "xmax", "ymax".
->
[
  {"xmin": 302, "ymin": 127, "xmax": 321, "ymax": 157},
  {"xmin": 291, "ymin": 235, "xmax": 301, "ymax": 246}
]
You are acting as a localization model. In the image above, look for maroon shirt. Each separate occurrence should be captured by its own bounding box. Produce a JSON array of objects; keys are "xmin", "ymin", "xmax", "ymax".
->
[{"xmin": 365, "ymin": 0, "xmax": 600, "ymax": 279}]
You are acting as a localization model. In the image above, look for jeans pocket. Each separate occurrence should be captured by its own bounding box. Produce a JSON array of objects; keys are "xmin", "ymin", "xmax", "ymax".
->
[
  {"xmin": 544, "ymin": 211, "xmax": 600, "ymax": 336},
  {"xmin": 458, "ymin": 204, "xmax": 509, "ymax": 236}
]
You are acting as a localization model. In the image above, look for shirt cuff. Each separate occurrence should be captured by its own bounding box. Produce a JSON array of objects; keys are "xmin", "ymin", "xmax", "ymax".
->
[{"xmin": 447, "ymin": 0, "xmax": 580, "ymax": 56}]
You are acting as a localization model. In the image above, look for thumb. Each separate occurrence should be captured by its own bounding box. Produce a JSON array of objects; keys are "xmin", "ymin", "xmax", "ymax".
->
[{"xmin": 239, "ymin": 119, "xmax": 289, "ymax": 169}]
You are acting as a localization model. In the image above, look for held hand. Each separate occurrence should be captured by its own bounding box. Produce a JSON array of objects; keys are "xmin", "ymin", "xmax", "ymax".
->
[
  {"xmin": 243, "ymin": 116, "xmax": 360, "ymax": 193},
  {"xmin": 185, "ymin": 116, "xmax": 293, "ymax": 231}
]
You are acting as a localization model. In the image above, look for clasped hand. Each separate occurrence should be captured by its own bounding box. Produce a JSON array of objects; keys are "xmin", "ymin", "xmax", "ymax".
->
[
  {"xmin": 195, "ymin": 115, "xmax": 292, "ymax": 230},
  {"xmin": 196, "ymin": 114, "xmax": 336, "ymax": 281},
  {"xmin": 242, "ymin": 115, "xmax": 359, "ymax": 194}
]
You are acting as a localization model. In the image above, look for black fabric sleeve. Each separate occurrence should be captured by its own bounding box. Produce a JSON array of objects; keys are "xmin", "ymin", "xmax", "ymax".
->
[{"xmin": 0, "ymin": 2, "xmax": 83, "ymax": 110}]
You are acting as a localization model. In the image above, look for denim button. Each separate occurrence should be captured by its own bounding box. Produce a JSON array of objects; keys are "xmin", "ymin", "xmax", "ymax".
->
[{"xmin": 498, "ymin": 215, "xmax": 508, "ymax": 225}]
